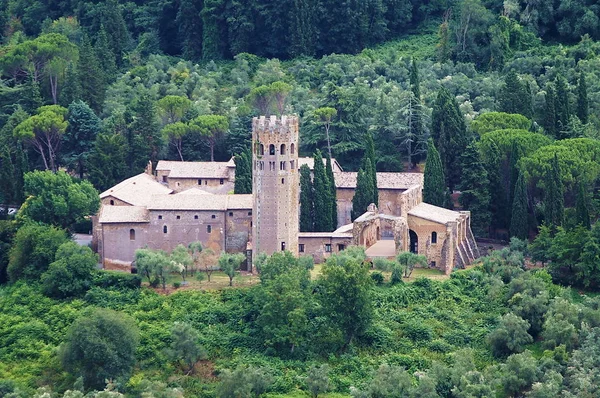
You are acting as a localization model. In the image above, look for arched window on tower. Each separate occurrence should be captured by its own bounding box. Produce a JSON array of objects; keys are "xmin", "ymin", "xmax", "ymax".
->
[
  {"xmin": 259, "ymin": 144, "xmax": 264, "ymax": 155},
  {"xmin": 280, "ymin": 144, "xmax": 286, "ymax": 154},
  {"xmin": 290, "ymin": 143, "xmax": 295, "ymax": 154},
  {"xmin": 129, "ymin": 229, "xmax": 135, "ymax": 240},
  {"xmin": 269, "ymin": 144, "xmax": 275, "ymax": 155},
  {"xmin": 431, "ymin": 232, "xmax": 437, "ymax": 244}
]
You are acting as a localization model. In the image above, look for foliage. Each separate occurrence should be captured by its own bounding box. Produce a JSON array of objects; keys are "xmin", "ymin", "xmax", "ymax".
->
[
  {"xmin": 487, "ymin": 312, "xmax": 533, "ymax": 357},
  {"xmin": 299, "ymin": 164, "xmax": 314, "ymax": 232},
  {"xmin": 234, "ymin": 149, "xmax": 252, "ymax": 194},
  {"xmin": 218, "ymin": 252, "xmax": 246, "ymax": 286},
  {"xmin": 470, "ymin": 112, "xmax": 531, "ymax": 136},
  {"xmin": 60, "ymin": 307, "xmax": 139, "ymax": 390},
  {"xmin": 313, "ymin": 149, "xmax": 333, "ymax": 231},
  {"xmin": 510, "ymin": 171, "xmax": 528, "ymax": 240},
  {"xmin": 20, "ymin": 170, "xmax": 99, "ymax": 230},
  {"xmin": 165, "ymin": 322, "xmax": 206, "ymax": 373},
  {"xmin": 7, "ymin": 222, "xmax": 69, "ymax": 281},
  {"xmin": 40, "ymin": 242, "xmax": 97, "ymax": 299}
]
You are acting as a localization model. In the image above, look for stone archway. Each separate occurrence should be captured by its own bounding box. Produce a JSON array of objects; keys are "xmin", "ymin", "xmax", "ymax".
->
[{"xmin": 409, "ymin": 230, "xmax": 418, "ymax": 254}]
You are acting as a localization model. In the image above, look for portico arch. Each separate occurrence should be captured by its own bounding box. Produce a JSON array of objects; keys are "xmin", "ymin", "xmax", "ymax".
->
[{"xmin": 409, "ymin": 229, "xmax": 418, "ymax": 254}]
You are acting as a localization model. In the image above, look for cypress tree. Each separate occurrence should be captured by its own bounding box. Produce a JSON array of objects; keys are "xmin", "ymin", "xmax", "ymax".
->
[
  {"xmin": 63, "ymin": 101, "xmax": 102, "ymax": 179},
  {"xmin": 543, "ymin": 84, "xmax": 557, "ymax": 138},
  {"xmin": 509, "ymin": 170, "xmax": 528, "ymax": 240},
  {"xmin": 575, "ymin": 180, "xmax": 591, "ymax": 229},
  {"xmin": 364, "ymin": 132, "xmax": 378, "ymax": 206},
  {"xmin": 59, "ymin": 62, "xmax": 81, "ymax": 107},
  {"xmin": 499, "ymin": 71, "xmax": 531, "ymax": 118},
  {"xmin": 409, "ymin": 58, "xmax": 425, "ymax": 167},
  {"xmin": 128, "ymin": 94, "xmax": 163, "ymax": 173},
  {"xmin": 576, "ymin": 72, "xmax": 589, "ymax": 125},
  {"xmin": 545, "ymin": 153, "xmax": 564, "ymax": 230},
  {"xmin": 78, "ymin": 36, "xmax": 105, "ymax": 114},
  {"xmin": 352, "ymin": 164, "xmax": 374, "ymax": 221},
  {"xmin": 313, "ymin": 149, "xmax": 332, "ymax": 231},
  {"xmin": 101, "ymin": 0, "xmax": 130, "ymax": 67},
  {"xmin": 325, "ymin": 152, "xmax": 338, "ymax": 230},
  {"xmin": 95, "ymin": 26, "xmax": 118, "ymax": 85},
  {"xmin": 431, "ymin": 87, "xmax": 468, "ymax": 191},
  {"xmin": 554, "ymin": 75, "xmax": 571, "ymax": 136},
  {"xmin": 177, "ymin": 0, "xmax": 204, "ymax": 61},
  {"xmin": 459, "ymin": 141, "xmax": 491, "ymax": 237},
  {"xmin": 234, "ymin": 150, "xmax": 252, "ymax": 194},
  {"xmin": 423, "ymin": 139, "xmax": 445, "ymax": 207},
  {"xmin": 486, "ymin": 140, "xmax": 509, "ymax": 231},
  {"xmin": 299, "ymin": 164, "xmax": 314, "ymax": 232}
]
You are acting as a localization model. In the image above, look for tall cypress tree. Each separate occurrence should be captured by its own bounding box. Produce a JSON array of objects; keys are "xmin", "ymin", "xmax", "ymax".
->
[
  {"xmin": 128, "ymin": 94, "xmax": 163, "ymax": 173},
  {"xmin": 59, "ymin": 62, "xmax": 81, "ymax": 107},
  {"xmin": 485, "ymin": 140, "xmax": 509, "ymax": 231},
  {"xmin": 459, "ymin": 141, "xmax": 491, "ymax": 236},
  {"xmin": 63, "ymin": 101, "xmax": 102, "ymax": 179},
  {"xmin": 352, "ymin": 164, "xmax": 374, "ymax": 221},
  {"xmin": 77, "ymin": 36, "xmax": 105, "ymax": 114},
  {"xmin": 575, "ymin": 180, "xmax": 591, "ymax": 229},
  {"xmin": 325, "ymin": 152, "xmax": 338, "ymax": 230},
  {"xmin": 299, "ymin": 164, "xmax": 314, "ymax": 232},
  {"xmin": 409, "ymin": 58, "xmax": 425, "ymax": 167},
  {"xmin": 95, "ymin": 26, "xmax": 118, "ymax": 85},
  {"xmin": 364, "ymin": 132, "xmax": 378, "ymax": 206},
  {"xmin": 313, "ymin": 149, "xmax": 332, "ymax": 231},
  {"xmin": 543, "ymin": 84, "xmax": 557, "ymax": 138},
  {"xmin": 554, "ymin": 75, "xmax": 571, "ymax": 137},
  {"xmin": 101, "ymin": 0, "xmax": 130, "ymax": 67},
  {"xmin": 431, "ymin": 87, "xmax": 468, "ymax": 191},
  {"xmin": 576, "ymin": 72, "xmax": 589, "ymax": 125},
  {"xmin": 234, "ymin": 149, "xmax": 252, "ymax": 194},
  {"xmin": 509, "ymin": 170, "xmax": 528, "ymax": 240},
  {"xmin": 423, "ymin": 139, "xmax": 445, "ymax": 207},
  {"xmin": 545, "ymin": 153, "xmax": 564, "ymax": 230},
  {"xmin": 177, "ymin": 0, "xmax": 204, "ymax": 60},
  {"xmin": 499, "ymin": 71, "xmax": 531, "ymax": 119}
]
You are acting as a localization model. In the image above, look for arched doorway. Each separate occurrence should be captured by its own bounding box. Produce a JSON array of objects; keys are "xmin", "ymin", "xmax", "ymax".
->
[{"xmin": 409, "ymin": 230, "xmax": 418, "ymax": 254}]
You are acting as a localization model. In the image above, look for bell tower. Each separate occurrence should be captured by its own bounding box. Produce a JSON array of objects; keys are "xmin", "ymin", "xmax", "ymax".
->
[{"xmin": 252, "ymin": 115, "xmax": 299, "ymax": 258}]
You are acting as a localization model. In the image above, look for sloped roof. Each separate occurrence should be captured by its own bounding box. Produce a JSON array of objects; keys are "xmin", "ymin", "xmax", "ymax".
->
[
  {"xmin": 408, "ymin": 202, "xmax": 462, "ymax": 224},
  {"xmin": 99, "ymin": 205, "xmax": 149, "ymax": 223},
  {"xmin": 156, "ymin": 160, "xmax": 232, "ymax": 179},
  {"xmin": 298, "ymin": 157, "xmax": 343, "ymax": 172},
  {"xmin": 298, "ymin": 231, "xmax": 353, "ymax": 239},
  {"xmin": 334, "ymin": 172, "xmax": 423, "ymax": 190},
  {"xmin": 147, "ymin": 193, "xmax": 252, "ymax": 211},
  {"xmin": 100, "ymin": 173, "xmax": 172, "ymax": 206}
]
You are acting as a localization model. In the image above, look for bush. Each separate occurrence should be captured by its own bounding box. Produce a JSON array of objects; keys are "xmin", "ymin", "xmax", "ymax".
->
[
  {"xmin": 41, "ymin": 242, "xmax": 97, "ymax": 299},
  {"xmin": 71, "ymin": 218, "xmax": 92, "ymax": 234},
  {"xmin": 488, "ymin": 313, "xmax": 533, "ymax": 357},
  {"xmin": 370, "ymin": 272, "xmax": 384, "ymax": 285},
  {"xmin": 93, "ymin": 271, "xmax": 142, "ymax": 290},
  {"xmin": 173, "ymin": 282, "xmax": 181, "ymax": 289},
  {"xmin": 373, "ymin": 258, "xmax": 395, "ymax": 272},
  {"xmin": 390, "ymin": 266, "xmax": 404, "ymax": 285}
]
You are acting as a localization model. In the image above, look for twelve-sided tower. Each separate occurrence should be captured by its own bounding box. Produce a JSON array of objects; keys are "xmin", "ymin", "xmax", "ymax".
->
[{"xmin": 252, "ymin": 115, "xmax": 300, "ymax": 258}]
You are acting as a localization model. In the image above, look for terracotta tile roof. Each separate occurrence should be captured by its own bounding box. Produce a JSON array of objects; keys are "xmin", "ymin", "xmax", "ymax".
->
[
  {"xmin": 176, "ymin": 188, "xmax": 214, "ymax": 195},
  {"xmin": 156, "ymin": 159, "xmax": 234, "ymax": 179},
  {"xmin": 298, "ymin": 157, "xmax": 343, "ymax": 172},
  {"xmin": 408, "ymin": 202, "xmax": 462, "ymax": 224},
  {"xmin": 99, "ymin": 205, "xmax": 149, "ymax": 223},
  {"xmin": 147, "ymin": 193, "xmax": 252, "ymax": 211},
  {"xmin": 334, "ymin": 172, "xmax": 423, "ymax": 190},
  {"xmin": 100, "ymin": 173, "xmax": 172, "ymax": 206}
]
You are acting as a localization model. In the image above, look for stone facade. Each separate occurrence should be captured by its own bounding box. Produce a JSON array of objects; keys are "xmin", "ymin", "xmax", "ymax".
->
[
  {"xmin": 251, "ymin": 115, "xmax": 300, "ymax": 258},
  {"xmin": 94, "ymin": 115, "xmax": 479, "ymax": 275}
]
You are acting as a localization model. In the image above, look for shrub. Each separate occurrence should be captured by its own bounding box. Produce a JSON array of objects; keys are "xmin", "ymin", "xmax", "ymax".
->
[
  {"xmin": 487, "ymin": 313, "xmax": 533, "ymax": 357},
  {"xmin": 371, "ymin": 272, "xmax": 384, "ymax": 285},
  {"xmin": 173, "ymin": 282, "xmax": 181, "ymax": 289},
  {"xmin": 93, "ymin": 271, "xmax": 142, "ymax": 290}
]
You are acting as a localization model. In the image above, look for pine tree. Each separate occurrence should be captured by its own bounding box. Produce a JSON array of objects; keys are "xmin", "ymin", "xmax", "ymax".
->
[
  {"xmin": 325, "ymin": 152, "xmax": 338, "ymax": 230},
  {"xmin": 313, "ymin": 149, "xmax": 332, "ymax": 231},
  {"xmin": 23, "ymin": 74, "xmax": 43, "ymax": 113},
  {"xmin": 364, "ymin": 132, "xmax": 378, "ymax": 206},
  {"xmin": 352, "ymin": 164, "xmax": 374, "ymax": 221},
  {"xmin": 59, "ymin": 62, "xmax": 81, "ymax": 107},
  {"xmin": 128, "ymin": 94, "xmax": 163, "ymax": 173},
  {"xmin": 554, "ymin": 75, "xmax": 571, "ymax": 137},
  {"xmin": 575, "ymin": 180, "xmax": 591, "ymax": 229},
  {"xmin": 299, "ymin": 164, "xmax": 314, "ymax": 232},
  {"xmin": 545, "ymin": 153, "xmax": 564, "ymax": 230},
  {"xmin": 431, "ymin": 87, "xmax": 468, "ymax": 191},
  {"xmin": 87, "ymin": 133, "xmax": 128, "ymax": 192},
  {"xmin": 459, "ymin": 141, "xmax": 491, "ymax": 236},
  {"xmin": 509, "ymin": 170, "xmax": 528, "ymax": 240},
  {"xmin": 576, "ymin": 72, "xmax": 589, "ymax": 125},
  {"xmin": 409, "ymin": 58, "xmax": 425, "ymax": 167},
  {"xmin": 77, "ymin": 36, "xmax": 105, "ymax": 114},
  {"xmin": 543, "ymin": 84, "xmax": 557, "ymax": 138},
  {"xmin": 63, "ymin": 101, "xmax": 101, "ymax": 178},
  {"xmin": 423, "ymin": 139, "xmax": 445, "ymax": 207}
]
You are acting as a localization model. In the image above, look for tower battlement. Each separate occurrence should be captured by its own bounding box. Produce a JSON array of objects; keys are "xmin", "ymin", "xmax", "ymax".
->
[{"xmin": 252, "ymin": 115, "xmax": 299, "ymax": 135}]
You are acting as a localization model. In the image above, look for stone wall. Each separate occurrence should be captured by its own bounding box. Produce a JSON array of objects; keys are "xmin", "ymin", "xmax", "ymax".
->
[
  {"xmin": 298, "ymin": 235, "xmax": 352, "ymax": 263},
  {"xmin": 335, "ymin": 187, "xmax": 415, "ymax": 227},
  {"xmin": 101, "ymin": 196, "xmax": 131, "ymax": 206},
  {"xmin": 167, "ymin": 177, "xmax": 234, "ymax": 194},
  {"xmin": 406, "ymin": 215, "xmax": 449, "ymax": 271}
]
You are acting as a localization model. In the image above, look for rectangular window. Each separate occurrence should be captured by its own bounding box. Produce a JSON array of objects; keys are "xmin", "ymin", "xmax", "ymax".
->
[
  {"xmin": 207, "ymin": 225, "xmax": 212, "ymax": 233},
  {"xmin": 194, "ymin": 215, "xmax": 198, "ymax": 219},
  {"xmin": 281, "ymin": 242, "xmax": 286, "ymax": 251},
  {"xmin": 248, "ymin": 211, "xmax": 252, "ymax": 216},
  {"xmin": 176, "ymin": 215, "xmax": 180, "ymax": 220},
  {"xmin": 198, "ymin": 179, "xmax": 202, "ymax": 185},
  {"xmin": 337, "ymin": 244, "xmax": 346, "ymax": 252},
  {"xmin": 299, "ymin": 244, "xmax": 305, "ymax": 253},
  {"xmin": 158, "ymin": 215, "xmax": 163, "ymax": 220},
  {"xmin": 325, "ymin": 244, "xmax": 332, "ymax": 253},
  {"xmin": 211, "ymin": 214, "xmax": 216, "ymax": 219},
  {"xmin": 162, "ymin": 175, "xmax": 167, "ymax": 182},
  {"xmin": 229, "ymin": 212, "xmax": 233, "ymax": 217},
  {"xmin": 220, "ymin": 179, "xmax": 224, "ymax": 185}
]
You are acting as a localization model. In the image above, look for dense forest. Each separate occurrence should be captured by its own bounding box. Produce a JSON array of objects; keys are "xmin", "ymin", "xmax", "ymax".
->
[{"xmin": 2, "ymin": 0, "xmax": 600, "ymax": 396}]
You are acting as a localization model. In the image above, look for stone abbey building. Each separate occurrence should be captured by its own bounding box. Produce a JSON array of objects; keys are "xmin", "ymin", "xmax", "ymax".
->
[{"xmin": 94, "ymin": 115, "xmax": 479, "ymax": 274}]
